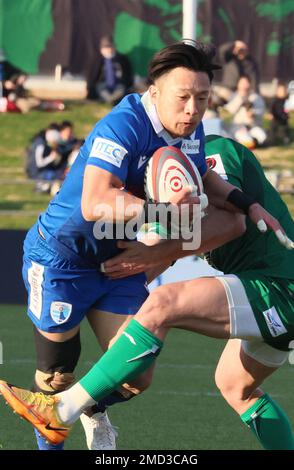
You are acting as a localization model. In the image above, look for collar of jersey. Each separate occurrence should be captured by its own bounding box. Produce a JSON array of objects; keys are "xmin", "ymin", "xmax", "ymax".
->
[{"xmin": 141, "ymin": 91, "xmax": 195, "ymax": 145}]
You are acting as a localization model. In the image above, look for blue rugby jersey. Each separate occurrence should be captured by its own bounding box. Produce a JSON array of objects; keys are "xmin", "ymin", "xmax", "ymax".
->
[{"xmin": 40, "ymin": 92, "xmax": 208, "ymax": 266}]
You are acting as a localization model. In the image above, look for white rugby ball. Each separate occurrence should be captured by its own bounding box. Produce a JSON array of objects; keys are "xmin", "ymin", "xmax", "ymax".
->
[{"xmin": 144, "ymin": 146, "xmax": 207, "ymax": 211}]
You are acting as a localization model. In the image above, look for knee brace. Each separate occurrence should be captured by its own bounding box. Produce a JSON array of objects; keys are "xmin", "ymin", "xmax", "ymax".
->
[{"xmin": 32, "ymin": 326, "xmax": 81, "ymax": 393}]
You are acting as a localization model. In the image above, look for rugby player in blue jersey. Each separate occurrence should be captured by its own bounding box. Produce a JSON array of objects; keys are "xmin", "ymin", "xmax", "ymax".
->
[
  {"xmin": 1, "ymin": 41, "xmax": 289, "ymax": 450},
  {"xmin": 17, "ymin": 41, "xmax": 216, "ymax": 450}
]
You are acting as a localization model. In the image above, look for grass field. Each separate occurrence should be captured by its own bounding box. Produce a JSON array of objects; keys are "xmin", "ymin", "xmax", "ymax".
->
[
  {"xmin": 0, "ymin": 101, "xmax": 111, "ymax": 229},
  {"xmin": 0, "ymin": 102, "xmax": 294, "ymax": 229},
  {"xmin": 0, "ymin": 305, "xmax": 294, "ymax": 450}
]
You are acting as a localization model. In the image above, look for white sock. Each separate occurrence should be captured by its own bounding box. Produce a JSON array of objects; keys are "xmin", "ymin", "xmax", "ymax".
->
[{"xmin": 57, "ymin": 383, "xmax": 96, "ymax": 425}]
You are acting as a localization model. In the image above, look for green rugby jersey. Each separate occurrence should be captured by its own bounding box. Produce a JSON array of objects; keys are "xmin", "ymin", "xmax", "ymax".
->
[{"xmin": 205, "ymin": 135, "xmax": 294, "ymax": 280}]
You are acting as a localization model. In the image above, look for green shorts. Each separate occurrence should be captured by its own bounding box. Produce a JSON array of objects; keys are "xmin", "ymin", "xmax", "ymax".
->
[{"xmin": 237, "ymin": 272, "xmax": 294, "ymax": 351}]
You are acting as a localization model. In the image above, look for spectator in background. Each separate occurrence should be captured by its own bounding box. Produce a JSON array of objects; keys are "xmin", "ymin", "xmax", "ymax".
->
[
  {"xmin": 26, "ymin": 124, "xmax": 65, "ymax": 193},
  {"xmin": 65, "ymin": 139, "xmax": 84, "ymax": 170},
  {"xmin": 3, "ymin": 72, "xmax": 40, "ymax": 113},
  {"xmin": 285, "ymin": 81, "xmax": 294, "ymax": 113},
  {"xmin": 268, "ymin": 83, "xmax": 291, "ymax": 146},
  {"xmin": 0, "ymin": 49, "xmax": 63, "ymax": 113},
  {"xmin": 0, "ymin": 50, "xmax": 37, "ymax": 112},
  {"xmin": 51, "ymin": 138, "xmax": 85, "ymax": 197},
  {"xmin": 58, "ymin": 120, "xmax": 78, "ymax": 160},
  {"xmin": 225, "ymin": 75, "xmax": 266, "ymax": 148},
  {"xmin": 202, "ymin": 90, "xmax": 229, "ymax": 137},
  {"xmin": 0, "ymin": 48, "xmax": 22, "ymax": 96},
  {"xmin": 0, "ymin": 48, "xmax": 6, "ymax": 96},
  {"xmin": 86, "ymin": 35, "xmax": 133, "ymax": 104},
  {"xmin": 216, "ymin": 40, "xmax": 259, "ymax": 103}
]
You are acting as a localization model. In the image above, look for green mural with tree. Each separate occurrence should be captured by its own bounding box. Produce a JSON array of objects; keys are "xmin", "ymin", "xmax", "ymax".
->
[
  {"xmin": 0, "ymin": 0, "xmax": 293, "ymax": 80},
  {"xmin": 0, "ymin": 0, "xmax": 53, "ymax": 73}
]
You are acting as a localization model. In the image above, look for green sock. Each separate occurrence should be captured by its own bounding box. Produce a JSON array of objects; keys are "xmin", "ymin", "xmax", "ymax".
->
[
  {"xmin": 241, "ymin": 393, "xmax": 294, "ymax": 450},
  {"xmin": 80, "ymin": 319, "xmax": 163, "ymax": 401}
]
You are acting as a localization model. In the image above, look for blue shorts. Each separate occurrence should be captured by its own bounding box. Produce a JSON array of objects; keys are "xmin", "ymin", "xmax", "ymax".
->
[{"xmin": 22, "ymin": 224, "xmax": 149, "ymax": 333}]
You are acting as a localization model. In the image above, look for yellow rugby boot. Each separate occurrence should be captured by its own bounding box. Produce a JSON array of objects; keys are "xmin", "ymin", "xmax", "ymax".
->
[{"xmin": 0, "ymin": 380, "xmax": 71, "ymax": 445}]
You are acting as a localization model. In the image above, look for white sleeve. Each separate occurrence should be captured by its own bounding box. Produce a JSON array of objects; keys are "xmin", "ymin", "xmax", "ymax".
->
[
  {"xmin": 35, "ymin": 144, "xmax": 56, "ymax": 168},
  {"xmin": 224, "ymin": 95, "xmax": 244, "ymax": 115}
]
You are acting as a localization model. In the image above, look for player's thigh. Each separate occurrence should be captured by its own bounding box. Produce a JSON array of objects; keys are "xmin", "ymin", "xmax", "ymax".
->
[
  {"xmin": 87, "ymin": 309, "xmax": 134, "ymax": 351},
  {"xmin": 215, "ymin": 338, "xmax": 277, "ymax": 398},
  {"xmin": 87, "ymin": 272, "xmax": 149, "ymax": 350},
  {"xmin": 234, "ymin": 274, "xmax": 294, "ymax": 351},
  {"xmin": 136, "ymin": 276, "xmax": 230, "ymax": 339}
]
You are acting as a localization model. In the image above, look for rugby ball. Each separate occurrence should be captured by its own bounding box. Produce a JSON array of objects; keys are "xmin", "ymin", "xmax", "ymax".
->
[{"xmin": 144, "ymin": 146, "xmax": 204, "ymax": 202}]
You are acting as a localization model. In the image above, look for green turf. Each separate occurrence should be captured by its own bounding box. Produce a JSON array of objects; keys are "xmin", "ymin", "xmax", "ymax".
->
[
  {"xmin": 0, "ymin": 101, "xmax": 111, "ymax": 229},
  {"xmin": 0, "ymin": 305, "xmax": 293, "ymax": 450}
]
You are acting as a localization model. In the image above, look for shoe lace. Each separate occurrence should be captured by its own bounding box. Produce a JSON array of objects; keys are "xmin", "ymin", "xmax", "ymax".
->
[
  {"xmin": 91, "ymin": 414, "xmax": 118, "ymax": 446},
  {"xmin": 27, "ymin": 392, "xmax": 56, "ymax": 412}
]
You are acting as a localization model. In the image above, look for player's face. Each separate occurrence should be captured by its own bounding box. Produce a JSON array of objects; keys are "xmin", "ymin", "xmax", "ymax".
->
[{"xmin": 150, "ymin": 67, "xmax": 210, "ymax": 138}]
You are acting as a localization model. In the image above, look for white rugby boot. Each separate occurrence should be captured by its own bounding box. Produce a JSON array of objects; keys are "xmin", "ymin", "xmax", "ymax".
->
[{"xmin": 80, "ymin": 410, "xmax": 118, "ymax": 450}]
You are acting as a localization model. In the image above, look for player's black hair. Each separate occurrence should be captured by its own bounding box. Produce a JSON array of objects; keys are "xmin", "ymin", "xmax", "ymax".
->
[{"xmin": 148, "ymin": 40, "xmax": 221, "ymax": 84}]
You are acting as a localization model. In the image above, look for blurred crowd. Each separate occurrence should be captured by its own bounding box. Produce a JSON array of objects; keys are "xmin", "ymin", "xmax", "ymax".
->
[
  {"xmin": 25, "ymin": 120, "xmax": 84, "ymax": 195},
  {"xmin": 86, "ymin": 35, "xmax": 134, "ymax": 104},
  {"xmin": 0, "ymin": 54, "xmax": 65, "ymax": 113},
  {"xmin": 206, "ymin": 40, "xmax": 294, "ymax": 149},
  {"xmin": 1, "ymin": 38, "xmax": 293, "ymax": 195}
]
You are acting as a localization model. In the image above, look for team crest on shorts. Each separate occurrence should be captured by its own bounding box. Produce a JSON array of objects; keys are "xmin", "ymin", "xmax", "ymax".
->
[{"xmin": 50, "ymin": 301, "xmax": 72, "ymax": 325}]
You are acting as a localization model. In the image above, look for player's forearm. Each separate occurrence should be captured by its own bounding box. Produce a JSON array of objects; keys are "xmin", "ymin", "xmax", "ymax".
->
[
  {"xmin": 138, "ymin": 239, "xmax": 190, "ymax": 267},
  {"xmin": 143, "ymin": 238, "xmax": 200, "ymax": 268},
  {"xmin": 196, "ymin": 209, "xmax": 246, "ymax": 253},
  {"xmin": 203, "ymin": 170, "xmax": 242, "ymax": 212},
  {"xmin": 82, "ymin": 187, "xmax": 144, "ymax": 223},
  {"xmin": 143, "ymin": 208, "xmax": 246, "ymax": 265}
]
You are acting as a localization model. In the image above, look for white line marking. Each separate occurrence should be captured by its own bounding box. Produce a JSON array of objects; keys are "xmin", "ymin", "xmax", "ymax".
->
[
  {"xmin": 157, "ymin": 363, "xmax": 213, "ymax": 369},
  {"xmin": 153, "ymin": 390, "xmax": 282, "ymax": 398}
]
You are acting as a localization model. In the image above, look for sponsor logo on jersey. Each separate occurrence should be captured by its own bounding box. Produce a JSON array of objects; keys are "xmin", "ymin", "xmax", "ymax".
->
[
  {"xmin": 138, "ymin": 155, "xmax": 148, "ymax": 169},
  {"xmin": 263, "ymin": 306, "xmax": 287, "ymax": 337},
  {"xmin": 50, "ymin": 301, "xmax": 72, "ymax": 325},
  {"xmin": 90, "ymin": 137, "xmax": 127, "ymax": 167},
  {"xmin": 181, "ymin": 139, "xmax": 200, "ymax": 154},
  {"xmin": 206, "ymin": 153, "xmax": 228, "ymax": 180},
  {"xmin": 28, "ymin": 261, "xmax": 44, "ymax": 320}
]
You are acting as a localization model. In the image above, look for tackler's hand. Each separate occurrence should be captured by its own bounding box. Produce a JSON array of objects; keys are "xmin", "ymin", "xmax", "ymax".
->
[{"xmin": 248, "ymin": 203, "xmax": 294, "ymax": 250}]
